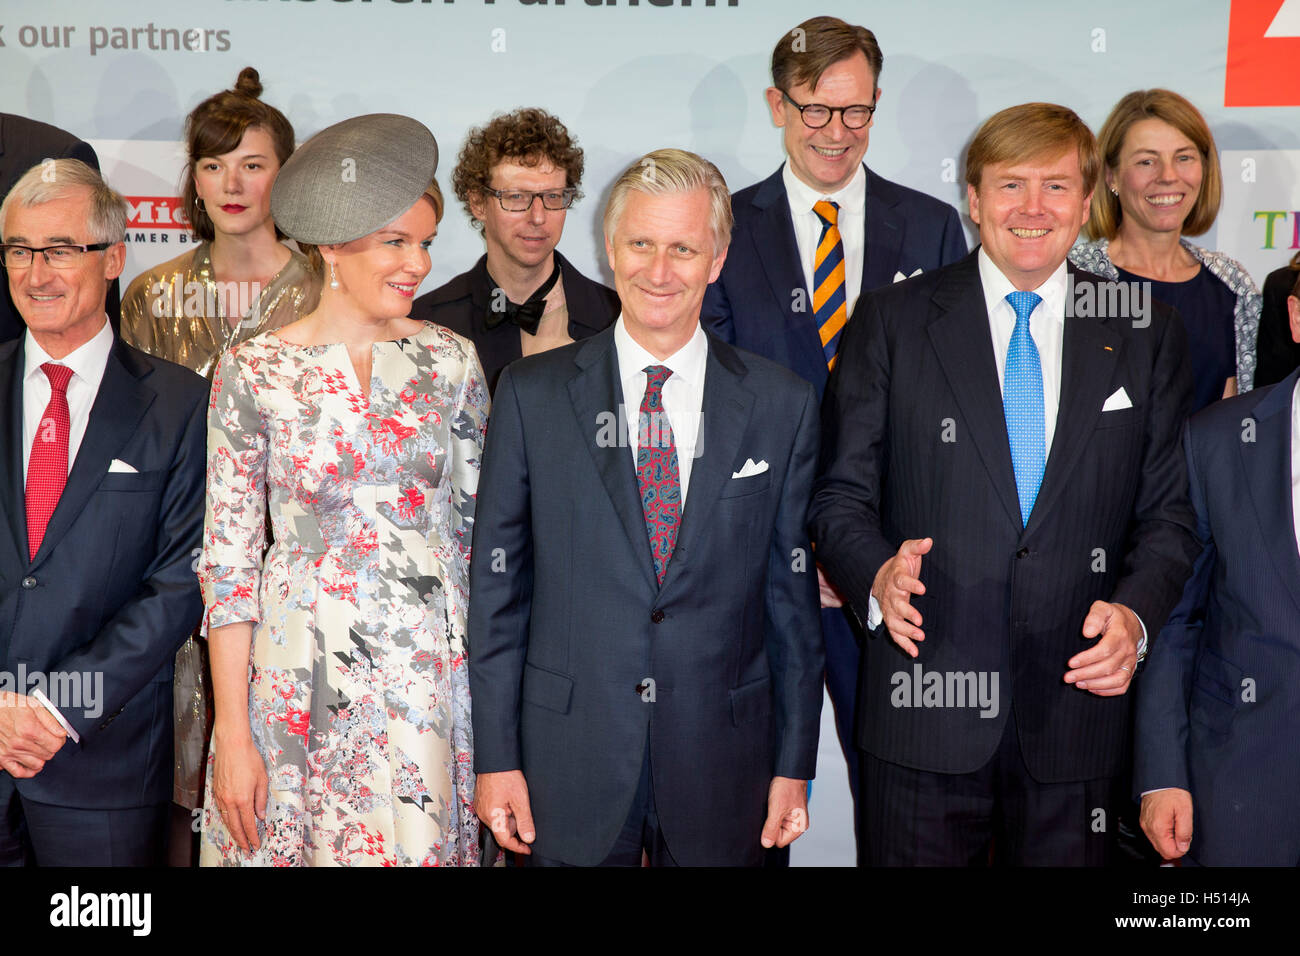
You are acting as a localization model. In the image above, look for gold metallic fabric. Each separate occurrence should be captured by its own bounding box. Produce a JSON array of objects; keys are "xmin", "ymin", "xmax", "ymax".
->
[
  {"xmin": 120, "ymin": 242, "xmax": 321, "ymax": 381},
  {"xmin": 120, "ymin": 241, "xmax": 319, "ymax": 808}
]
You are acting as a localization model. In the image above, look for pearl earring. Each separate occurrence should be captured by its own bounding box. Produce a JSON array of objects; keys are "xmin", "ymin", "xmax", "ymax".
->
[{"xmin": 329, "ymin": 262, "xmax": 339, "ymax": 290}]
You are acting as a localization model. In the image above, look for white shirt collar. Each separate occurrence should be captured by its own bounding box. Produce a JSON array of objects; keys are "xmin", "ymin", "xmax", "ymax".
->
[
  {"xmin": 977, "ymin": 248, "xmax": 1069, "ymax": 317},
  {"xmin": 782, "ymin": 161, "xmax": 866, "ymax": 217},
  {"xmin": 613, "ymin": 314, "xmax": 709, "ymax": 389},
  {"xmin": 23, "ymin": 316, "xmax": 114, "ymax": 385}
]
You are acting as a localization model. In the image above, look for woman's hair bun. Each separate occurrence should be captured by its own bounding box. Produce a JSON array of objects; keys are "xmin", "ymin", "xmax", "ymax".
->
[{"xmin": 233, "ymin": 67, "xmax": 262, "ymax": 99}]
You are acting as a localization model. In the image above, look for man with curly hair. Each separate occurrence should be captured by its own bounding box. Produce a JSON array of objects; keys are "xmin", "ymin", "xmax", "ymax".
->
[{"xmin": 411, "ymin": 108, "xmax": 618, "ymax": 394}]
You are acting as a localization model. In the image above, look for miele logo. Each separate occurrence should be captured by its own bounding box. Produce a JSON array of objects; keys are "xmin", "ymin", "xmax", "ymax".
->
[
  {"xmin": 1226, "ymin": 0, "xmax": 1300, "ymax": 106},
  {"xmin": 126, "ymin": 197, "xmax": 188, "ymax": 229}
]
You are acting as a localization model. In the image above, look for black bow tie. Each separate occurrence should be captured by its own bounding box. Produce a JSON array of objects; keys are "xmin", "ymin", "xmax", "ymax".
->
[{"xmin": 485, "ymin": 264, "xmax": 561, "ymax": 335}]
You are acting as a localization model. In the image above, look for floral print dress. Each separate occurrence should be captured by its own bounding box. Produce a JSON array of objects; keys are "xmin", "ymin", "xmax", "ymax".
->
[{"xmin": 198, "ymin": 323, "xmax": 488, "ymax": 866}]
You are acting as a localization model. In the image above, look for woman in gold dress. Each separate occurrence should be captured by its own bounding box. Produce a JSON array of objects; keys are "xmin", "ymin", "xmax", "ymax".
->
[{"xmin": 119, "ymin": 67, "xmax": 320, "ymax": 850}]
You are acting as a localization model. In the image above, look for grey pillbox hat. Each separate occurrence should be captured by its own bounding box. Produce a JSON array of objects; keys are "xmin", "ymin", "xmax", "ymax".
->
[{"xmin": 271, "ymin": 113, "xmax": 438, "ymax": 245}]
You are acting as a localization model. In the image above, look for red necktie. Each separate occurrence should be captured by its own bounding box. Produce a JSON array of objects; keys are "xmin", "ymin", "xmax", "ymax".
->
[
  {"xmin": 636, "ymin": 365, "xmax": 681, "ymax": 585},
  {"xmin": 26, "ymin": 362, "xmax": 73, "ymax": 560}
]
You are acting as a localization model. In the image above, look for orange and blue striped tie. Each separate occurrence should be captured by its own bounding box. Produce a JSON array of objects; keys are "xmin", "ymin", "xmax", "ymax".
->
[{"xmin": 813, "ymin": 200, "xmax": 847, "ymax": 370}]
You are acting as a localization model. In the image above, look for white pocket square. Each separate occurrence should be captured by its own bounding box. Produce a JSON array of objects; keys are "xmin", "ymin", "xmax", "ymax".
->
[
  {"xmin": 1101, "ymin": 387, "xmax": 1133, "ymax": 412},
  {"xmin": 731, "ymin": 458, "xmax": 769, "ymax": 479},
  {"xmin": 107, "ymin": 458, "xmax": 138, "ymax": 473},
  {"xmin": 893, "ymin": 268, "xmax": 923, "ymax": 283}
]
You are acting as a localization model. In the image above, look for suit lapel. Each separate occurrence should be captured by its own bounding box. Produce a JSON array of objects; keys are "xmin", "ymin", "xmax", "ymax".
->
[
  {"xmin": 30, "ymin": 340, "xmax": 152, "ymax": 568},
  {"xmin": 0, "ymin": 342, "xmax": 28, "ymax": 565},
  {"xmin": 927, "ymin": 256, "xmax": 1024, "ymax": 531},
  {"xmin": 1027, "ymin": 280, "xmax": 1120, "ymax": 533},
  {"xmin": 658, "ymin": 336, "xmax": 753, "ymax": 595},
  {"xmin": 862, "ymin": 168, "xmax": 904, "ymax": 290},
  {"xmin": 554, "ymin": 251, "xmax": 610, "ymax": 338},
  {"xmin": 752, "ymin": 169, "xmax": 826, "ymax": 375},
  {"xmin": 1243, "ymin": 376, "xmax": 1300, "ymax": 616},
  {"xmin": 567, "ymin": 330, "xmax": 657, "ymax": 590}
]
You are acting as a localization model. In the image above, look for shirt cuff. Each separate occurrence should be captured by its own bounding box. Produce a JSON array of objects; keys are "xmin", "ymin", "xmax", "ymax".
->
[
  {"xmin": 1135, "ymin": 613, "xmax": 1149, "ymax": 662},
  {"xmin": 867, "ymin": 594, "xmax": 883, "ymax": 630}
]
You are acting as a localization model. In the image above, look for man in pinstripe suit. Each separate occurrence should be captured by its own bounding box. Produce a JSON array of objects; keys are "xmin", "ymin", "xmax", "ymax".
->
[{"xmin": 810, "ymin": 103, "xmax": 1199, "ymax": 865}]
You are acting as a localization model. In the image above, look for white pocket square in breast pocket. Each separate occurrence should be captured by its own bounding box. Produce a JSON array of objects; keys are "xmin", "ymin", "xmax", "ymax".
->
[
  {"xmin": 893, "ymin": 268, "xmax": 923, "ymax": 283},
  {"xmin": 1101, "ymin": 387, "xmax": 1133, "ymax": 412},
  {"xmin": 731, "ymin": 458, "xmax": 769, "ymax": 479},
  {"xmin": 107, "ymin": 458, "xmax": 138, "ymax": 474}
]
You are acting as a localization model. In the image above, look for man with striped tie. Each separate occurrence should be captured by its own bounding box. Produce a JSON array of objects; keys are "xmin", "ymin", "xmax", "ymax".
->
[
  {"xmin": 810, "ymin": 104, "xmax": 1198, "ymax": 865},
  {"xmin": 702, "ymin": 17, "xmax": 967, "ymax": 848}
]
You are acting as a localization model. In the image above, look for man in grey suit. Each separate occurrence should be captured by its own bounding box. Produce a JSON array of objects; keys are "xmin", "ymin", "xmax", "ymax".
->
[{"xmin": 469, "ymin": 148, "xmax": 824, "ymax": 866}]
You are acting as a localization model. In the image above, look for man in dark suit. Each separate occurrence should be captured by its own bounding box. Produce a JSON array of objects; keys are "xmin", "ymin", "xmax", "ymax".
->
[
  {"xmin": 469, "ymin": 149, "xmax": 823, "ymax": 866},
  {"xmin": 0, "ymin": 159, "xmax": 207, "ymax": 865},
  {"xmin": 701, "ymin": 18, "xmax": 968, "ymax": 826},
  {"xmin": 0, "ymin": 114, "xmax": 120, "ymax": 342},
  {"xmin": 410, "ymin": 108, "xmax": 618, "ymax": 395},
  {"xmin": 810, "ymin": 103, "xmax": 1199, "ymax": 865},
  {"xmin": 1136, "ymin": 320, "xmax": 1300, "ymax": 865}
]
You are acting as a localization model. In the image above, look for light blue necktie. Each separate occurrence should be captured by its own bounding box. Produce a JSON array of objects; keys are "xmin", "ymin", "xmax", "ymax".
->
[{"xmin": 1003, "ymin": 291, "xmax": 1045, "ymax": 527}]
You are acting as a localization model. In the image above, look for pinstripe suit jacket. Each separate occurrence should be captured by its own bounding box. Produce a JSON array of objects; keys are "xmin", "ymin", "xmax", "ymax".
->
[{"xmin": 811, "ymin": 251, "xmax": 1200, "ymax": 782}]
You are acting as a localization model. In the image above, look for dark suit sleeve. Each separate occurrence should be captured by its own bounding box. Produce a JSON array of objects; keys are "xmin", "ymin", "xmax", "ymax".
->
[
  {"xmin": 701, "ymin": 279, "xmax": 736, "ymax": 345},
  {"xmin": 49, "ymin": 382, "xmax": 206, "ymax": 743},
  {"xmin": 1134, "ymin": 421, "xmax": 1212, "ymax": 795},
  {"xmin": 467, "ymin": 365, "xmax": 535, "ymax": 773},
  {"xmin": 1108, "ymin": 308, "xmax": 1199, "ymax": 632},
  {"xmin": 1256, "ymin": 267, "xmax": 1298, "ymax": 389},
  {"xmin": 765, "ymin": 382, "xmax": 824, "ymax": 779},
  {"xmin": 64, "ymin": 139, "xmax": 100, "ymax": 170},
  {"xmin": 808, "ymin": 293, "xmax": 900, "ymax": 624},
  {"xmin": 937, "ymin": 205, "xmax": 969, "ymax": 267}
]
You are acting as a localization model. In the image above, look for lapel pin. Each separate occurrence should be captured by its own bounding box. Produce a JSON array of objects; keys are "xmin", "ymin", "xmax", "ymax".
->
[{"xmin": 1103, "ymin": 346, "xmax": 1113, "ymax": 351}]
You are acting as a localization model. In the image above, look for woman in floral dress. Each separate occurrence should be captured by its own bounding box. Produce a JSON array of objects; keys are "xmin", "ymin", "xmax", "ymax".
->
[{"xmin": 198, "ymin": 115, "xmax": 489, "ymax": 866}]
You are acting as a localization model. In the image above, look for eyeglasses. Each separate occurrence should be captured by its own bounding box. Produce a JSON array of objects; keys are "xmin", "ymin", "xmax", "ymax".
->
[
  {"xmin": 0, "ymin": 242, "xmax": 112, "ymax": 269},
  {"xmin": 484, "ymin": 187, "xmax": 578, "ymax": 212},
  {"xmin": 781, "ymin": 91, "xmax": 877, "ymax": 130}
]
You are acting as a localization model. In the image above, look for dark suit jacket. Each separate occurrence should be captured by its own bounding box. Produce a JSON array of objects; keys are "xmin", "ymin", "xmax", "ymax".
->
[
  {"xmin": 810, "ymin": 252, "xmax": 1200, "ymax": 782},
  {"xmin": 0, "ymin": 114, "xmax": 120, "ymax": 342},
  {"xmin": 468, "ymin": 325, "xmax": 824, "ymax": 865},
  {"xmin": 0, "ymin": 334, "xmax": 207, "ymax": 808},
  {"xmin": 410, "ymin": 251, "xmax": 619, "ymax": 395},
  {"xmin": 1255, "ymin": 265, "xmax": 1300, "ymax": 389},
  {"xmin": 702, "ymin": 163, "xmax": 968, "ymax": 400},
  {"xmin": 1135, "ymin": 370, "xmax": 1300, "ymax": 864}
]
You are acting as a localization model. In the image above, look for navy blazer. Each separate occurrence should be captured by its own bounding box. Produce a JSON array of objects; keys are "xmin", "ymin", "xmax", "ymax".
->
[
  {"xmin": 702, "ymin": 163, "xmax": 968, "ymax": 399},
  {"xmin": 811, "ymin": 252, "xmax": 1199, "ymax": 782},
  {"xmin": 410, "ymin": 251, "xmax": 619, "ymax": 396},
  {"xmin": 0, "ymin": 334, "xmax": 207, "ymax": 809},
  {"xmin": 468, "ymin": 326, "xmax": 824, "ymax": 866},
  {"xmin": 1135, "ymin": 370, "xmax": 1300, "ymax": 865}
]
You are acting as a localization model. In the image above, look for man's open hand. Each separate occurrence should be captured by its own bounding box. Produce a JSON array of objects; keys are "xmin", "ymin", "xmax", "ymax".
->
[{"xmin": 871, "ymin": 537, "xmax": 932, "ymax": 657}]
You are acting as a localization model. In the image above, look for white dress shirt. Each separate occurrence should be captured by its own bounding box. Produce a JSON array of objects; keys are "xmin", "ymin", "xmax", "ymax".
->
[
  {"xmin": 784, "ymin": 162, "xmax": 866, "ymax": 320},
  {"xmin": 978, "ymin": 249, "xmax": 1067, "ymax": 453},
  {"xmin": 19, "ymin": 316, "xmax": 113, "ymax": 737},
  {"xmin": 22, "ymin": 317, "xmax": 114, "ymax": 481},
  {"xmin": 613, "ymin": 315, "xmax": 708, "ymax": 510}
]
